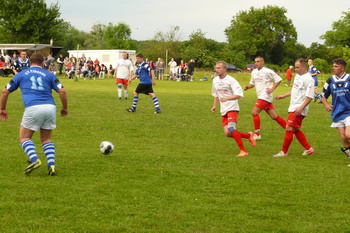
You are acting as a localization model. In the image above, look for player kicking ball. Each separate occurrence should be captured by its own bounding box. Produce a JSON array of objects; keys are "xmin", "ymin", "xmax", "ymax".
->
[
  {"xmin": 273, "ymin": 58, "xmax": 314, "ymax": 157},
  {"xmin": 211, "ymin": 61, "xmax": 256, "ymax": 157}
]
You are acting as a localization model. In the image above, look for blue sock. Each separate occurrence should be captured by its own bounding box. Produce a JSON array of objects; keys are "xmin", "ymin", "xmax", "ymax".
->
[
  {"xmin": 43, "ymin": 142, "xmax": 55, "ymax": 167},
  {"xmin": 152, "ymin": 96, "xmax": 160, "ymax": 111},
  {"xmin": 132, "ymin": 96, "xmax": 139, "ymax": 110},
  {"xmin": 21, "ymin": 140, "xmax": 38, "ymax": 162}
]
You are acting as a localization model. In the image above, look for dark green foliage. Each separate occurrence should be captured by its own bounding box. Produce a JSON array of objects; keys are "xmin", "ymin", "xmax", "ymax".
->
[{"xmin": 321, "ymin": 11, "xmax": 350, "ymax": 47}]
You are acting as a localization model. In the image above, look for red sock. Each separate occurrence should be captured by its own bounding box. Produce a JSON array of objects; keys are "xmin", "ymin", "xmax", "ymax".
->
[
  {"xmin": 232, "ymin": 131, "xmax": 246, "ymax": 151},
  {"xmin": 282, "ymin": 130, "xmax": 294, "ymax": 153},
  {"xmin": 239, "ymin": 131, "xmax": 250, "ymax": 139},
  {"xmin": 253, "ymin": 114, "xmax": 260, "ymax": 135},
  {"xmin": 294, "ymin": 130, "xmax": 311, "ymax": 150},
  {"xmin": 275, "ymin": 115, "xmax": 286, "ymax": 129}
]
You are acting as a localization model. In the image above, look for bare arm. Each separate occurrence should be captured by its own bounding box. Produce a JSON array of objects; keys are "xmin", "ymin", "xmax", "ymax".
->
[
  {"xmin": 220, "ymin": 94, "xmax": 242, "ymax": 102},
  {"xmin": 294, "ymin": 97, "xmax": 313, "ymax": 117},
  {"xmin": 151, "ymin": 69, "xmax": 156, "ymax": 85},
  {"xmin": 211, "ymin": 97, "xmax": 219, "ymax": 113},
  {"xmin": 244, "ymin": 84, "xmax": 254, "ymax": 91},
  {"xmin": 0, "ymin": 88, "xmax": 11, "ymax": 121},
  {"xmin": 275, "ymin": 91, "xmax": 291, "ymax": 100},
  {"xmin": 321, "ymin": 96, "xmax": 333, "ymax": 112},
  {"xmin": 266, "ymin": 80, "xmax": 281, "ymax": 94},
  {"xmin": 57, "ymin": 88, "xmax": 68, "ymax": 117}
]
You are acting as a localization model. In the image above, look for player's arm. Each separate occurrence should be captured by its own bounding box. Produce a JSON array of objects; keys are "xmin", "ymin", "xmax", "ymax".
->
[
  {"xmin": 275, "ymin": 91, "xmax": 291, "ymax": 100},
  {"xmin": 321, "ymin": 78, "xmax": 333, "ymax": 111},
  {"xmin": 0, "ymin": 88, "xmax": 11, "ymax": 121},
  {"xmin": 220, "ymin": 94, "xmax": 241, "ymax": 102},
  {"xmin": 211, "ymin": 97, "xmax": 219, "ymax": 113},
  {"xmin": 57, "ymin": 88, "xmax": 68, "ymax": 117},
  {"xmin": 244, "ymin": 83, "xmax": 254, "ymax": 91},
  {"xmin": 266, "ymin": 80, "xmax": 281, "ymax": 94},
  {"xmin": 129, "ymin": 73, "xmax": 139, "ymax": 83},
  {"xmin": 295, "ymin": 97, "xmax": 313, "ymax": 117}
]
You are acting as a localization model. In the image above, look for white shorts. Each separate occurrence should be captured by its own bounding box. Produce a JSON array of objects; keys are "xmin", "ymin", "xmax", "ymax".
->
[
  {"xmin": 21, "ymin": 104, "xmax": 56, "ymax": 131},
  {"xmin": 331, "ymin": 116, "xmax": 350, "ymax": 128}
]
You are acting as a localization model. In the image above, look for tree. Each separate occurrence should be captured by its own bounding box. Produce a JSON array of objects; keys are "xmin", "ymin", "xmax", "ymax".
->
[
  {"xmin": 0, "ymin": 0, "xmax": 64, "ymax": 43},
  {"xmin": 321, "ymin": 11, "xmax": 350, "ymax": 47},
  {"xmin": 151, "ymin": 26, "xmax": 182, "ymax": 59},
  {"xmin": 225, "ymin": 6, "xmax": 297, "ymax": 65}
]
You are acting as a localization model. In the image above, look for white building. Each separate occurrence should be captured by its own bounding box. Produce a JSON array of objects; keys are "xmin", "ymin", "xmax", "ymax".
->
[{"xmin": 67, "ymin": 49, "xmax": 136, "ymax": 68}]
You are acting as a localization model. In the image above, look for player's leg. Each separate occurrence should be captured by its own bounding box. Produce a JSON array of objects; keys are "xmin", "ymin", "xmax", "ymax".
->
[
  {"xmin": 126, "ymin": 91, "xmax": 139, "ymax": 112},
  {"xmin": 273, "ymin": 125, "xmax": 294, "ymax": 157},
  {"xmin": 266, "ymin": 108, "xmax": 286, "ymax": 129},
  {"xmin": 149, "ymin": 92, "xmax": 161, "ymax": 113},
  {"xmin": 123, "ymin": 79, "xmax": 128, "ymax": 99},
  {"xmin": 117, "ymin": 78, "xmax": 123, "ymax": 100},
  {"xmin": 252, "ymin": 105, "xmax": 263, "ymax": 139},
  {"xmin": 337, "ymin": 126, "xmax": 350, "ymax": 158},
  {"xmin": 313, "ymin": 78, "xmax": 322, "ymax": 102},
  {"xmin": 20, "ymin": 126, "xmax": 42, "ymax": 174},
  {"xmin": 40, "ymin": 129, "xmax": 56, "ymax": 175}
]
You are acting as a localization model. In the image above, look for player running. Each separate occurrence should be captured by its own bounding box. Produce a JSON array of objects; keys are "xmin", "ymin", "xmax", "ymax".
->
[
  {"xmin": 0, "ymin": 53, "xmax": 68, "ymax": 175},
  {"xmin": 244, "ymin": 56, "xmax": 286, "ymax": 140},
  {"xmin": 321, "ymin": 58, "xmax": 350, "ymax": 161},
  {"xmin": 126, "ymin": 53, "xmax": 161, "ymax": 114},
  {"xmin": 273, "ymin": 58, "xmax": 314, "ymax": 157},
  {"xmin": 211, "ymin": 61, "xmax": 256, "ymax": 157}
]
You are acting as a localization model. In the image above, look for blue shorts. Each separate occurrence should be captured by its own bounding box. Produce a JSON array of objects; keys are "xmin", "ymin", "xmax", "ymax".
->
[{"xmin": 312, "ymin": 76, "xmax": 318, "ymax": 87}]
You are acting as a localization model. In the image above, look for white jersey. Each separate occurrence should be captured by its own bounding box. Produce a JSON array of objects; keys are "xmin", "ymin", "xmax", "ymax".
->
[
  {"xmin": 288, "ymin": 73, "xmax": 314, "ymax": 116},
  {"xmin": 212, "ymin": 75, "xmax": 244, "ymax": 116},
  {"xmin": 250, "ymin": 67, "xmax": 282, "ymax": 103},
  {"xmin": 116, "ymin": 59, "xmax": 134, "ymax": 79}
]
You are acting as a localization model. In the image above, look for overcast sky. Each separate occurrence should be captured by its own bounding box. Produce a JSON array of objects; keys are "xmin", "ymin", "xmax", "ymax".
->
[{"xmin": 45, "ymin": 0, "xmax": 349, "ymax": 46}]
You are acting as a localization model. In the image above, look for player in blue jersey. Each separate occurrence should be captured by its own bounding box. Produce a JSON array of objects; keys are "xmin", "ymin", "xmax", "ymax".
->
[
  {"xmin": 0, "ymin": 53, "xmax": 68, "ymax": 175},
  {"xmin": 321, "ymin": 58, "xmax": 350, "ymax": 161},
  {"xmin": 14, "ymin": 51, "xmax": 31, "ymax": 74},
  {"xmin": 308, "ymin": 59, "xmax": 322, "ymax": 103},
  {"xmin": 126, "ymin": 53, "xmax": 161, "ymax": 114}
]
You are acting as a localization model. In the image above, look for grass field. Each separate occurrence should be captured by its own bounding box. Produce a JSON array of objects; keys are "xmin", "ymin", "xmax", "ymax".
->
[{"xmin": 1, "ymin": 71, "xmax": 350, "ymax": 232}]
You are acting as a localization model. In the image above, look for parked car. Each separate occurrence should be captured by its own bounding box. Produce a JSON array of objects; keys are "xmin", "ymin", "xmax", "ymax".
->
[
  {"xmin": 213, "ymin": 64, "xmax": 242, "ymax": 72},
  {"xmin": 245, "ymin": 64, "xmax": 256, "ymax": 72}
]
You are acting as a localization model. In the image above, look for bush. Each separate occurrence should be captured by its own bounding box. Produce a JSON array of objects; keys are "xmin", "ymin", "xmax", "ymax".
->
[{"xmin": 313, "ymin": 58, "xmax": 331, "ymax": 73}]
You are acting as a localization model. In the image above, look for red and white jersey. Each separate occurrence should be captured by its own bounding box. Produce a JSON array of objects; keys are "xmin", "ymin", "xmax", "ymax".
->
[
  {"xmin": 250, "ymin": 67, "xmax": 282, "ymax": 103},
  {"xmin": 116, "ymin": 59, "xmax": 134, "ymax": 79},
  {"xmin": 212, "ymin": 75, "xmax": 243, "ymax": 116},
  {"xmin": 288, "ymin": 73, "xmax": 314, "ymax": 116}
]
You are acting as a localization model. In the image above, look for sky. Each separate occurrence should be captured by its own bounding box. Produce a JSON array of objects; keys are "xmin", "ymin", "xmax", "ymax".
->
[{"xmin": 45, "ymin": 0, "xmax": 349, "ymax": 47}]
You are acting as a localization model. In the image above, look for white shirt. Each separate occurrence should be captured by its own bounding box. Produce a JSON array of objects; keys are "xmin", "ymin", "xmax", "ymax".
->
[
  {"xmin": 250, "ymin": 67, "xmax": 282, "ymax": 103},
  {"xmin": 116, "ymin": 59, "xmax": 134, "ymax": 79},
  {"xmin": 288, "ymin": 73, "xmax": 314, "ymax": 116},
  {"xmin": 169, "ymin": 61, "xmax": 177, "ymax": 72},
  {"xmin": 212, "ymin": 75, "xmax": 244, "ymax": 116}
]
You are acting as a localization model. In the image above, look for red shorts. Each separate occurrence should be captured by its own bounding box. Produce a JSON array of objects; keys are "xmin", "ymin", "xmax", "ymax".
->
[
  {"xmin": 287, "ymin": 112, "xmax": 305, "ymax": 128},
  {"xmin": 254, "ymin": 99, "xmax": 275, "ymax": 111},
  {"xmin": 116, "ymin": 78, "xmax": 128, "ymax": 85},
  {"xmin": 221, "ymin": 111, "xmax": 238, "ymax": 127}
]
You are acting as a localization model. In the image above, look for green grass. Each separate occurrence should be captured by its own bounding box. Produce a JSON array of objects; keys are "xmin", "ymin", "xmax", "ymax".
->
[{"xmin": 1, "ymin": 72, "xmax": 350, "ymax": 232}]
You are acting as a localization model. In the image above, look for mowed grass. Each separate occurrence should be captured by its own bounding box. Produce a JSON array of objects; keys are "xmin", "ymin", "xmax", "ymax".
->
[{"xmin": 1, "ymin": 71, "xmax": 350, "ymax": 232}]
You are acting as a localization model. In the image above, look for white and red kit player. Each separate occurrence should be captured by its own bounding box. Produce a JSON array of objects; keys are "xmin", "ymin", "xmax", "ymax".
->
[
  {"xmin": 211, "ymin": 61, "xmax": 256, "ymax": 157},
  {"xmin": 115, "ymin": 52, "xmax": 134, "ymax": 100},
  {"xmin": 273, "ymin": 58, "xmax": 315, "ymax": 157},
  {"xmin": 244, "ymin": 56, "xmax": 286, "ymax": 140}
]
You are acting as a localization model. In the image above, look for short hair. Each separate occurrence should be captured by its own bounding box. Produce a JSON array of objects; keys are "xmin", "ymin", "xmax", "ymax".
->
[
  {"xmin": 20, "ymin": 50, "xmax": 27, "ymax": 55},
  {"xmin": 30, "ymin": 53, "xmax": 44, "ymax": 65},
  {"xmin": 296, "ymin": 58, "xmax": 307, "ymax": 67},
  {"xmin": 136, "ymin": 53, "xmax": 144, "ymax": 58},
  {"xmin": 216, "ymin": 61, "xmax": 228, "ymax": 69},
  {"xmin": 333, "ymin": 58, "xmax": 347, "ymax": 67},
  {"xmin": 255, "ymin": 56, "xmax": 265, "ymax": 62}
]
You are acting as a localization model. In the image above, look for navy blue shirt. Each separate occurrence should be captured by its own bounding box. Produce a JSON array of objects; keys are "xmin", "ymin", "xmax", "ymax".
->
[
  {"xmin": 135, "ymin": 61, "xmax": 152, "ymax": 84},
  {"xmin": 15, "ymin": 58, "xmax": 30, "ymax": 72}
]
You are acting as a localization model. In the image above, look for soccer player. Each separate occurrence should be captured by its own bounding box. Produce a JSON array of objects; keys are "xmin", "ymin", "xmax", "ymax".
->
[
  {"xmin": 244, "ymin": 56, "xmax": 286, "ymax": 140},
  {"xmin": 308, "ymin": 59, "xmax": 322, "ymax": 103},
  {"xmin": 211, "ymin": 61, "xmax": 256, "ymax": 157},
  {"xmin": 321, "ymin": 58, "xmax": 350, "ymax": 160},
  {"xmin": 115, "ymin": 52, "xmax": 134, "ymax": 100},
  {"xmin": 14, "ymin": 51, "xmax": 30, "ymax": 74},
  {"xmin": 126, "ymin": 53, "xmax": 161, "ymax": 114},
  {"xmin": 0, "ymin": 53, "xmax": 68, "ymax": 175},
  {"xmin": 273, "ymin": 58, "xmax": 314, "ymax": 157}
]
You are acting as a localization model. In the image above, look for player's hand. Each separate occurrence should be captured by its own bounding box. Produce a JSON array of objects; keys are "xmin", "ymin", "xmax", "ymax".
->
[
  {"xmin": 61, "ymin": 109, "xmax": 68, "ymax": 117},
  {"xmin": 294, "ymin": 107, "xmax": 303, "ymax": 117},
  {"xmin": 244, "ymin": 86, "xmax": 249, "ymax": 91},
  {"xmin": 325, "ymin": 104, "xmax": 333, "ymax": 112},
  {"xmin": 211, "ymin": 107, "xmax": 216, "ymax": 113},
  {"xmin": 152, "ymin": 81, "xmax": 156, "ymax": 86},
  {"xmin": 275, "ymin": 95, "xmax": 283, "ymax": 100},
  {"xmin": 128, "ymin": 79, "xmax": 132, "ymax": 84},
  {"xmin": 0, "ymin": 110, "xmax": 8, "ymax": 121},
  {"xmin": 266, "ymin": 88, "xmax": 273, "ymax": 94}
]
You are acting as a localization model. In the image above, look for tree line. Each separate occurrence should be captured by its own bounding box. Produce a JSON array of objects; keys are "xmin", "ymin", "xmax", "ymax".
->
[{"xmin": 0, "ymin": 0, "xmax": 349, "ymax": 72}]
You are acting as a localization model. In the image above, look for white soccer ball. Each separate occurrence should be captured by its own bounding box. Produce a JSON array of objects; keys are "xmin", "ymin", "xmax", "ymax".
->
[{"xmin": 99, "ymin": 141, "xmax": 114, "ymax": 155}]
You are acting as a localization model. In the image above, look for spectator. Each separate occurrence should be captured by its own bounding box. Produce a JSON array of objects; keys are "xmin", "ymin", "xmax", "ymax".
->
[
  {"xmin": 285, "ymin": 66, "xmax": 293, "ymax": 86},
  {"xmin": 107, "ymin": 64, "xmax": 114, "ymax": 79},
  {"xmin": 168, "ymin": 58, "xmax": 177, "ymax": 80},
  {"xmin": 99, "ymin": 64, "xmax": 107, "ymax": 79},
  {"xmin": 57, "ymin": 54, "xmax": 64, "ymax": 76},
  {"xmin": 48, "ymin": 62, "xmax": 56, "ymax": 74},
  {"xmin": 188, "ymin": 59, "xmax": 195, "ymax": 82}
]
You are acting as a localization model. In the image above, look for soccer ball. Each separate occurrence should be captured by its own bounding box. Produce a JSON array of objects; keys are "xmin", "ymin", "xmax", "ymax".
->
[{"xmin": 99, "ymin": 141, "xmax": 114, "ymax": 155}]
